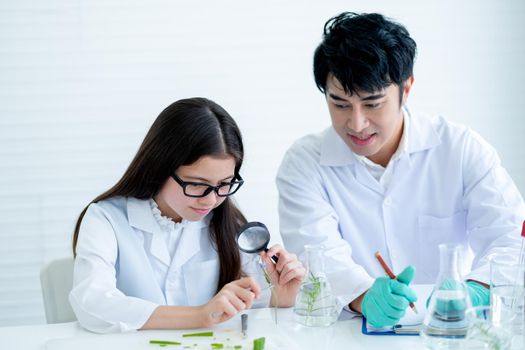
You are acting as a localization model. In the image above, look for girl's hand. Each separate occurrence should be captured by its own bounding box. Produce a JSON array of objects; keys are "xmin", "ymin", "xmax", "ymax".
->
[
  {"xmin": 260, "ymin": 244, "xmax": 305, "ymax": 307},
  {"xmin": 199, "ymin": 277, "xmax": 261, "ymax": 327}
]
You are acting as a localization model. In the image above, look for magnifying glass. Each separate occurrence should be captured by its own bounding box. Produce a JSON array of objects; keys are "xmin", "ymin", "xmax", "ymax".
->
[{"xmin": 236, "ymin": 221, "xmax": 278, "ymax": 263}]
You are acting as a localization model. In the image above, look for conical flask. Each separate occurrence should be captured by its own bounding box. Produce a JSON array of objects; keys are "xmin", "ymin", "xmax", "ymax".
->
[
  {"xmin": 293, "ymin": 244, "xmax": 338, "ymax": 326},
  {"xmin": 420, "ymin": 243, "xmax": 472, "ymax": 349}
]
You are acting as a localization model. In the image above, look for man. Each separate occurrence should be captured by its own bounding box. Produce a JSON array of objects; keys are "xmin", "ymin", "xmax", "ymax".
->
[{"xmin": 276, "ymin": 12, "xmax": 524, "ymax": 327}]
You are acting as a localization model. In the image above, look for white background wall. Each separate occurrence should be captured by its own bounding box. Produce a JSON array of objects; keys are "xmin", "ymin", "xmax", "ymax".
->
[{"xmin": 1, "ymin": 0, "xmax": 524, "ymax": 326}]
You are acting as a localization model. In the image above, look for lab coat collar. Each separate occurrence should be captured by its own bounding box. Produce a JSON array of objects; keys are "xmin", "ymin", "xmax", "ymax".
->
[
  {"xmin": 128, "ymin": 197, "xmax": 161, "ymax": 235},
  {"xmin": 127, "ymin": 197, "xmax": 208, "ymax": 268},
  {"xmin": 320, "ymin": 126, "xmax": 358, "ymax": 166},
  {"xmin": 127, "ymin": 197, "xmax": 171, "ymax": 266},
  {"xmin": 404, "ymin": 107, "xmax": 441, "ymax": 154},
  {"xmin": 319, "ymin": 106, "xmax": 441, "ymax": 167}
]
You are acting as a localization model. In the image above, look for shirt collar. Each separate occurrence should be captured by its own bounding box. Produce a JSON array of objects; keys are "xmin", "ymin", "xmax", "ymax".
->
[
  {"xmin": 354, "ymin": 109, "xmax": 409, "ymax": 169},
  {"xmin": 320, "ymin": 106, "xmax": 441, "ymax": 167}
]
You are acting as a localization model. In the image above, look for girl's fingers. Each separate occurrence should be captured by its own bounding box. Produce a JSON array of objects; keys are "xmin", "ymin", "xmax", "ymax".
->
[
  {"xmin": 266, "ymin": 245, "xmax": 301, "ymax": 275},
  {"xmin": 220, "ymin": 302, "xmax": 238, "ymax": 320},
  {"xmin": 265, "ymin": 245, "xmax": 298, "ymax": 274},
  {"xmin": 278, "ymin": 263, "xmax": 306, "ymax": 285},
  {"xmin": 215, "ymin": 292, "xmax": 243, "ymax": 316},
  {"xmin": 276, "ymin": 260, "xmax": 304, "ymax": 284},
  {"xmin": 232, "ymin": 277, "xmax": 261, "ymax": 299},
  {"xmin": 228, "ymin": 294, "xmax": 247, "ymax": 312},
  {"xmin": 209, "ymin": 295, "xmax": 237, "ymax": 323},
  {"xmin": 228, "ymin": 284, "xmax": 256, "ymax": 309},
  {"xmin": 208, "ymin": 277, "xmax": 264, "ymax": 324}
]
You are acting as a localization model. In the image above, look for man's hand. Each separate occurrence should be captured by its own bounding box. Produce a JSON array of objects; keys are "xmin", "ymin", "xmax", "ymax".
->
[{"xmin": 361, "ymin": 266, "xmax": 417, "ymax": 328}]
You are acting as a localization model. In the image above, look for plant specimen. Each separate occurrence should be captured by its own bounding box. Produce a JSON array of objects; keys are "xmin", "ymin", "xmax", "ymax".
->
[{"xmin": 304, "ymin": 272, "xmax": 322, "ymax": 315}]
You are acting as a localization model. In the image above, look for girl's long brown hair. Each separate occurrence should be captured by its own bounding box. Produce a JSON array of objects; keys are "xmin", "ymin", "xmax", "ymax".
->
[{"xmin": 72, "ymin": 97, "xmax": 247, "ymax": 292}]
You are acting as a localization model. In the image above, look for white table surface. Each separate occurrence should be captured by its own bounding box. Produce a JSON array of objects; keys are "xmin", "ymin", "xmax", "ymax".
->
[{"xmin": 0, "ymin": 308, "xmax": 429, "ymax": 350}]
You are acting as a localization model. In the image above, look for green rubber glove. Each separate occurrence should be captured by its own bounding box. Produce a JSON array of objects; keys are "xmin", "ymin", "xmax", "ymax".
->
[
  {"xmin": 362, "ymin": 266, "xmax": 418, "ymax": 328},
  {"xmin": 466, "ymin": 281, "xmax": 490, "ymax": 306}
]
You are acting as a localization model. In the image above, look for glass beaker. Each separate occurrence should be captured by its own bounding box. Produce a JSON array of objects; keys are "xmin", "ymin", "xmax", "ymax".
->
[
  {"xmin": 490, "ymin": 255, "xmax": 525, "ymax": 338},
  {"xmin": 420, "ymin": 243, "xmax": 472, "ymax": 349},
  {"xmin": 293, "ymin": 244, "xmax": 338, "ymax": 327}
]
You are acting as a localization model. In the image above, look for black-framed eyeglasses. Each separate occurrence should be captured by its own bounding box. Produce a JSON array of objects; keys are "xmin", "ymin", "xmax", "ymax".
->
[{"xmin": 171, "ymin": 173, "xmax": 244, "ymax": 198}]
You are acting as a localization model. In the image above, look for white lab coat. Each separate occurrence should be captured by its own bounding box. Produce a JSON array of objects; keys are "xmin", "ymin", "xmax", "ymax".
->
[
  {"xmin": 276, "ymin": 108, "xmax": 524, "ymax": 312},
  {"xmin": 70, "ymin": 197, "xmax": 269, "ymax": 333}
]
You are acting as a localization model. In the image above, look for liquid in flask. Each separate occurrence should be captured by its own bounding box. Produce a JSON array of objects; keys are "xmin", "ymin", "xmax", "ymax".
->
[
  {"xmin": 294, "ymin": 244, "xmax": 338, "ymax": 327},
  {"xmin": 420, "ymin": 243, "xmax": 472, "ymax": 349}
]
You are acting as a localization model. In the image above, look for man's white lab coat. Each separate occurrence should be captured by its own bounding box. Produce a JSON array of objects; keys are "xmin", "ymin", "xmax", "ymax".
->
[{"xmin": 277, "ymin": 108, "xmax": 524, "ymax": 312}]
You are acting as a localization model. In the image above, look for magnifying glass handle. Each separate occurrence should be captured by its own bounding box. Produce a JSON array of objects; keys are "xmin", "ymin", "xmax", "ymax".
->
[{"xmin": 264, "ymin": 248, "xmax": 279, "ymax": 263}]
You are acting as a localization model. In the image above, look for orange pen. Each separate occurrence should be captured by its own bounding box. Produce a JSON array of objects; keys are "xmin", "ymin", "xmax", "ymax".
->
[{"xmin": 374, "ymin": 251, "xmax": 418, "ymax": 314}]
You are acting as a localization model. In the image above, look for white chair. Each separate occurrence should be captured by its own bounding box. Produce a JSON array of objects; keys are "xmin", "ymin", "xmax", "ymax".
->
[{"xmin": 40, "ymin": 257, "xmax": 77, "ymax": 323}]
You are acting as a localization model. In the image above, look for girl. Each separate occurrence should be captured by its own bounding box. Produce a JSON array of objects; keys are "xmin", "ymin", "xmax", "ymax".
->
[{"xmin": 70, "ymin": 97, "xmax": 305, "ymax": 333}]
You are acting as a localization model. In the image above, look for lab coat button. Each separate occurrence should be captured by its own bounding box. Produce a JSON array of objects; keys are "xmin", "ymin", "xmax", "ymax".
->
[{"xmin": 384, "ymin": 197, "xmax": 392, "ymax": 205}]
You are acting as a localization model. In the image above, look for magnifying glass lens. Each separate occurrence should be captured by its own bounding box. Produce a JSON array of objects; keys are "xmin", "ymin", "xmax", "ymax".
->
[
  {"xmin": 236, "ymin": 222, "xmax": 278, "ymax": 262},
  {"xmin": 236, "ymin": 223, "xmax": 270, "ymax": 253}
]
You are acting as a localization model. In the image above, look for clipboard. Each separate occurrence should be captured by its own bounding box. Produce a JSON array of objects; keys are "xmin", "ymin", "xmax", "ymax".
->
[{"xmin": 361, "ymin": 317, "xmax": 420, "ymax": 336}]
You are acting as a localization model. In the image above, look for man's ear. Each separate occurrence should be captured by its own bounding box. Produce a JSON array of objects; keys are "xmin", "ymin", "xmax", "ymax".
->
[{"xmin": 401, "ymin": 76, "xmax": 415, "ymax": 105}]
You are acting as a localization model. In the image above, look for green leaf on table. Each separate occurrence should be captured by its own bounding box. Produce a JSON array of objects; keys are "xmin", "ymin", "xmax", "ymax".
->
[
  {"xmin": 253, "ymin": 337, "xmax": 265, "ymax": 350},
  {"xmin": 149, "ymin": 339, "xmax": 182, "ymax": 346},
  {"xmin": 182, "ymin": 331, "xmax": 214, "ymax": 337}
]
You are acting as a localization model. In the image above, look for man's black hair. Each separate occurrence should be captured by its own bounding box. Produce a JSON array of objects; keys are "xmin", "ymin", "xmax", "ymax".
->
[{"xmin": 313, "ymin": 12, "xmax": 417, "ymax": 98}]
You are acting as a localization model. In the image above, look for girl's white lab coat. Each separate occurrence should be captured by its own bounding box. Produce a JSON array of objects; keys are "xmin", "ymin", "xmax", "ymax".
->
[
  {"xmin": 69, "ymin": 197, "xmax": 268, "ymax": 333},
  {"xmin": 276, "ymin": 108, "xmax": 525, "ymax": 311}
]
